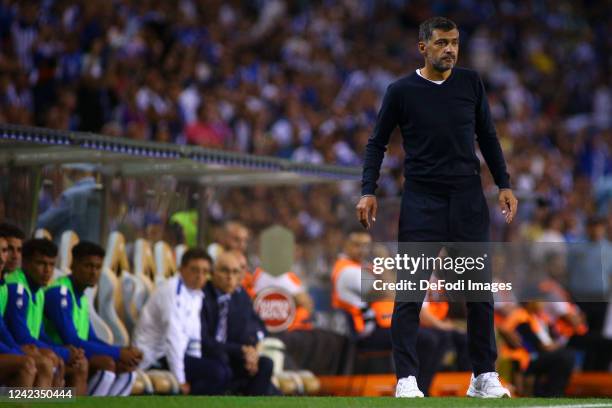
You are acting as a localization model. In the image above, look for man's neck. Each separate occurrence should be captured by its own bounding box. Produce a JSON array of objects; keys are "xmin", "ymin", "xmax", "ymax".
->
[
  {"xmin": 420, "ymin": 65, "xmax": 452, "ymax": 81},
  {"xmin": 23, "ymin": 272, "xmax": 40, "ymax": 294},
  {"xmin": 69, "ymin": 275, "xmax": 86, "ymax": 297}
]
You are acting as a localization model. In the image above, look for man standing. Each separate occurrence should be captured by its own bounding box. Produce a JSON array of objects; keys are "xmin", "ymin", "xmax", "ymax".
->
[
  {"xmin": 331, "ymin": 229, "xmax": 445, "ymax": 394},
  {"xmin": 356, "ymin": 17, "xmax": 518, "ymax": 398}
]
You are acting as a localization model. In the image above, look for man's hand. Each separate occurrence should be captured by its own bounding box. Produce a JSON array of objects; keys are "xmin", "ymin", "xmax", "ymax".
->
[
  {"xmin": 39, "ymin": 348, "xmax": 61, "ymax": 367},
  {"xmin": 119, "ymin": 347, "xmax": 142, "ymax": 368},
  {"xmin": 356, "ymin": 195, "xmax": 377, "ymax": 229},
  {"xmin": 242, "ymin": 345, "xmax": 259, "ymax": 376},
  {"xmin": 435, "ymin": 320, "xmax": 456, "ymax": 332},
  {"xmin": 20, "ymin": 344, "xmax": 39, "ymax": 356},
  {"xmin": 128, "ymin": 346, "xmax": 143, "ymax": 364},
  {"xmin": 180, "ymin": 382, "xmax": 191, "ymax": 395},
  {"xmin": 498, "ymin": 189, "xmax": 518, "ymax": 224},
  {"xmin": 66, "ymin": 345, "xmax": 86, "ymax": 368}
]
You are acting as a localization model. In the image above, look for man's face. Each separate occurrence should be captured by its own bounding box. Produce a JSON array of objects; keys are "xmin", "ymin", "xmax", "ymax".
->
[
  {"xmin": 225, "ymin": 225, "xmax": 249, "ymax": 253},
  {"xmin": 23, "ymin": 252, "xmax": 56, "ymax": 287},
  {"xmin": 72, "ymin": 255, "xmax": 103, "ymax": 289},
  {"xmin": 212, "ymin": 253, "xmax": 242, "ymax": 294},
  {"xmin": 6, "ymin": 237, "xmax": 22, "ymax": 272},
  {"xmin": 587, "ymin": 223, "xmax": 606, "ymax": 242},
  {"xmin": 0, "ymin": 238, "xmax": 8, "ymax": 273},
  {"xmin": 345, "ymin": 233, "xmax": 372, "ymax": 262},
  {"xmin": 419, "ymin": 28, "xmax": 459, "ymax": 72},
  {"xmin": 235, "ymin": 252, "xmax": 248, "ymax": 280},
  {"xmin": 180, "ymin": 258, "xmax": 211, "ymax": 290}
]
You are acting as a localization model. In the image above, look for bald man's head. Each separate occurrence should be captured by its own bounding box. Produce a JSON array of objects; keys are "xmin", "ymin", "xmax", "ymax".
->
[
  {"xmin": 222, "ymin": 221, "xmax": 249, "ymax": 253},
  {"xmin": 212, "ymin": 251, "xmax": 243, "ymax": 294},
  {"xmin": 227, "ymin": 249, "xmax": 248, "ymax": 279}
]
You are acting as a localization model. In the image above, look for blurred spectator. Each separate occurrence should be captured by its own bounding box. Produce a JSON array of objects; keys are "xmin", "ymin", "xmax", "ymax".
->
[
  {"xmin": 185, "ymin": 103, "xmax": 231, "ymax": 149},
  {"xmin": 499, "ymin": 299, "xmax": 576, "ymax": 397},
  {"xmin": 36, "ymin": 164, "xmax": 101, "ymax": 244},
  {"xmin": 568, "ymin": 216, "xmax": 612, "ymax": 342}
]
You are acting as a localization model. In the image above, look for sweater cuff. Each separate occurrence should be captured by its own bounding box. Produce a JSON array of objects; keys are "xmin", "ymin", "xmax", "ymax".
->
[
  {"xmin": 497, "ymin": 175, "xmax": 511, "ymax": 190},
  {"xmin": 361, "ymin": 183, "xmax": 377, "ymax": 196}
]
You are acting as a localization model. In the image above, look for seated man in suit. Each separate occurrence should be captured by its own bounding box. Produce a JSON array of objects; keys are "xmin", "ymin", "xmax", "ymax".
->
[{"xmin": 195, "ymin": 250, "xmax": 274, "ymax": 395}]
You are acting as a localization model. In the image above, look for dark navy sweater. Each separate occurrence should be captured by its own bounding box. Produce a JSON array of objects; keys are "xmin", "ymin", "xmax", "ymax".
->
[{"xmin": 361, "ymin": 67, "xmax": 510, "ymax": 195}]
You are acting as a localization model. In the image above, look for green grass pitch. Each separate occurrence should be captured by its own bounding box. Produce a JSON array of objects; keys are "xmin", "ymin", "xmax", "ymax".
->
[{"xmin": 5, "ymin": 396, "xmax": 612, "ymax": 408}]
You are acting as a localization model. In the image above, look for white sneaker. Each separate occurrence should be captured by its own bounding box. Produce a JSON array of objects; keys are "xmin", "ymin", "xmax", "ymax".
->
[
  {"xmin": 466, "ymin": 372, "xmax": 511, "ymax": 398},
  {"xmin": 395, "ymin": 376, "xmax": 424, "ymax": 398}
]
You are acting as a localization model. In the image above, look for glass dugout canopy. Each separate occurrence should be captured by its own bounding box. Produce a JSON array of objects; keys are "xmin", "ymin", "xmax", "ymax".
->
[{"xmin": 0, "ymin": 124, "xmax": 360, "ymax": 186}]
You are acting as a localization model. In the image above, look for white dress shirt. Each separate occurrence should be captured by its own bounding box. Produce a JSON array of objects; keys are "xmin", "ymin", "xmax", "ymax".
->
[{"xmin": 133, "ymin": 275, "xmax": 203, "ymax": 384}]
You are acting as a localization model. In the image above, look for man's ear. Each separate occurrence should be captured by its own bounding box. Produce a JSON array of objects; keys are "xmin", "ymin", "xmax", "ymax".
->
[{"xmin": 417, "ymin": 41, "xmax": 426, "ymax": 56}]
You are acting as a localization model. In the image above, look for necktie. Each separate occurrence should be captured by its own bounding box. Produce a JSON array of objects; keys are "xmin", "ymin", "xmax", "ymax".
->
[{"xmin": 215, "ymin": 294, "xmax": 231, "ymax": 343}]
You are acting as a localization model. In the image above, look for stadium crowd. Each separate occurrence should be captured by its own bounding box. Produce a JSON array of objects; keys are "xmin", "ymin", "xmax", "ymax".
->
[
  {"xmin": 0, "ymin": 0, "xmax": 611, "ymax": 398},
  {"xmin": 0, "ymin": 0, "xmax": 610, "ymax": 242}
]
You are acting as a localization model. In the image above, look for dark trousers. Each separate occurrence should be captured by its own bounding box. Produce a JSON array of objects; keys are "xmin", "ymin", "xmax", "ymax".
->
[
  {"xmin": 185, "ymin": 355, "xmax": 232, "ymax": 395},
  {"xmin": 429, "ymin": 328, "xmax": 472, "ymax": 371},
  {"xmin": 392, "ymin": 176, "xmax": 497, "ymax": 379},
  {"xmin": 527, "ymin": 348, "xmax": 575, "ymax": 397},
  {"xmin": 567, "ymin": 333, "xmax": 612, "ymax": 371},
  {"xmin": 185, "ymin": 354, "xmax": 275, "ymax": 396}
]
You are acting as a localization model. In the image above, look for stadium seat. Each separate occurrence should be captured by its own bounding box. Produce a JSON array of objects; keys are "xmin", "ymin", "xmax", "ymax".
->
[
  {"xmin": 86, "ymin": 286, "xmax": 115, "ymax": 344},
  {"xmin": 131, "ymin": 369, "xmax": 154, "ymax": 395},
  {"xmin": 146, "ymin": 369, "xmax": 180, "ymax": 395},
  {"xmin": 120, "ymin": 273, "xmax": 146, "ymax": 335},
  {"xmin": 260, "ymin": 337, "xmax": 321, "ymax": 395},
  {"xmin": 130, "ymin": 238, "xmax": 156, "ymax": 315},
  {"xmin": 260, "ymin": 337, "xmax": 286, "ymax": 375},
  {"xmin": 154, "ymin": 241, "xmax": 176, "ymax": 285},
  {"xmin": 134, "ymin": 239, "xmax": 157, "ymax": 286},
  {"xmin": 174, "ymin": 244, "xmax": 187, "ymax": 267},
  {"xmin": 33, "ymin": 228, "xmax": 52, "ymax": 240},
  {"xmin": 97, "ymin": 231, "xmax": 130, "ymax": 346},
  {"xmin": 58, "ymin": 230, "xmax": 79, "ymax": 275},
  {"xmin": 120, "ymin": 263, "xmax": 154, "ymax": 336}
]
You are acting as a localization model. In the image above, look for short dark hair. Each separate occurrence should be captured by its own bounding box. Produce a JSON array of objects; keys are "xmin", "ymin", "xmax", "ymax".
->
[
  {"xmin": 418, "ymin": 16, "xmax": 457, "ymax": 42},
  {"xmin": 72, "ymin": 241, "xmax": 106, "ymax": 261},
  {"xmin": 586, "ymin": 215, "xmax": 605, "ymax": 227},
  {"xmin": 343, "ymin": 221, "xmax": 370, "ymax": 235},
  {"xmin": 22, "ymin": 238, "xmax": 57, "ymax": 259},
  {"xmin": 0, "ymin": 223, "xmax": 25, "ymax": 240},
  {"xmin": 181, "ymin": 248, "xmax": 213, "ymax": 268}
]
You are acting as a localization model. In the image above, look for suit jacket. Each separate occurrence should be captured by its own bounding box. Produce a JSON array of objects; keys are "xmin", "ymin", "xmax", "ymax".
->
[{"xmin": 200, "ymin": 281, "xmax": 266, "ymax": 364}]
